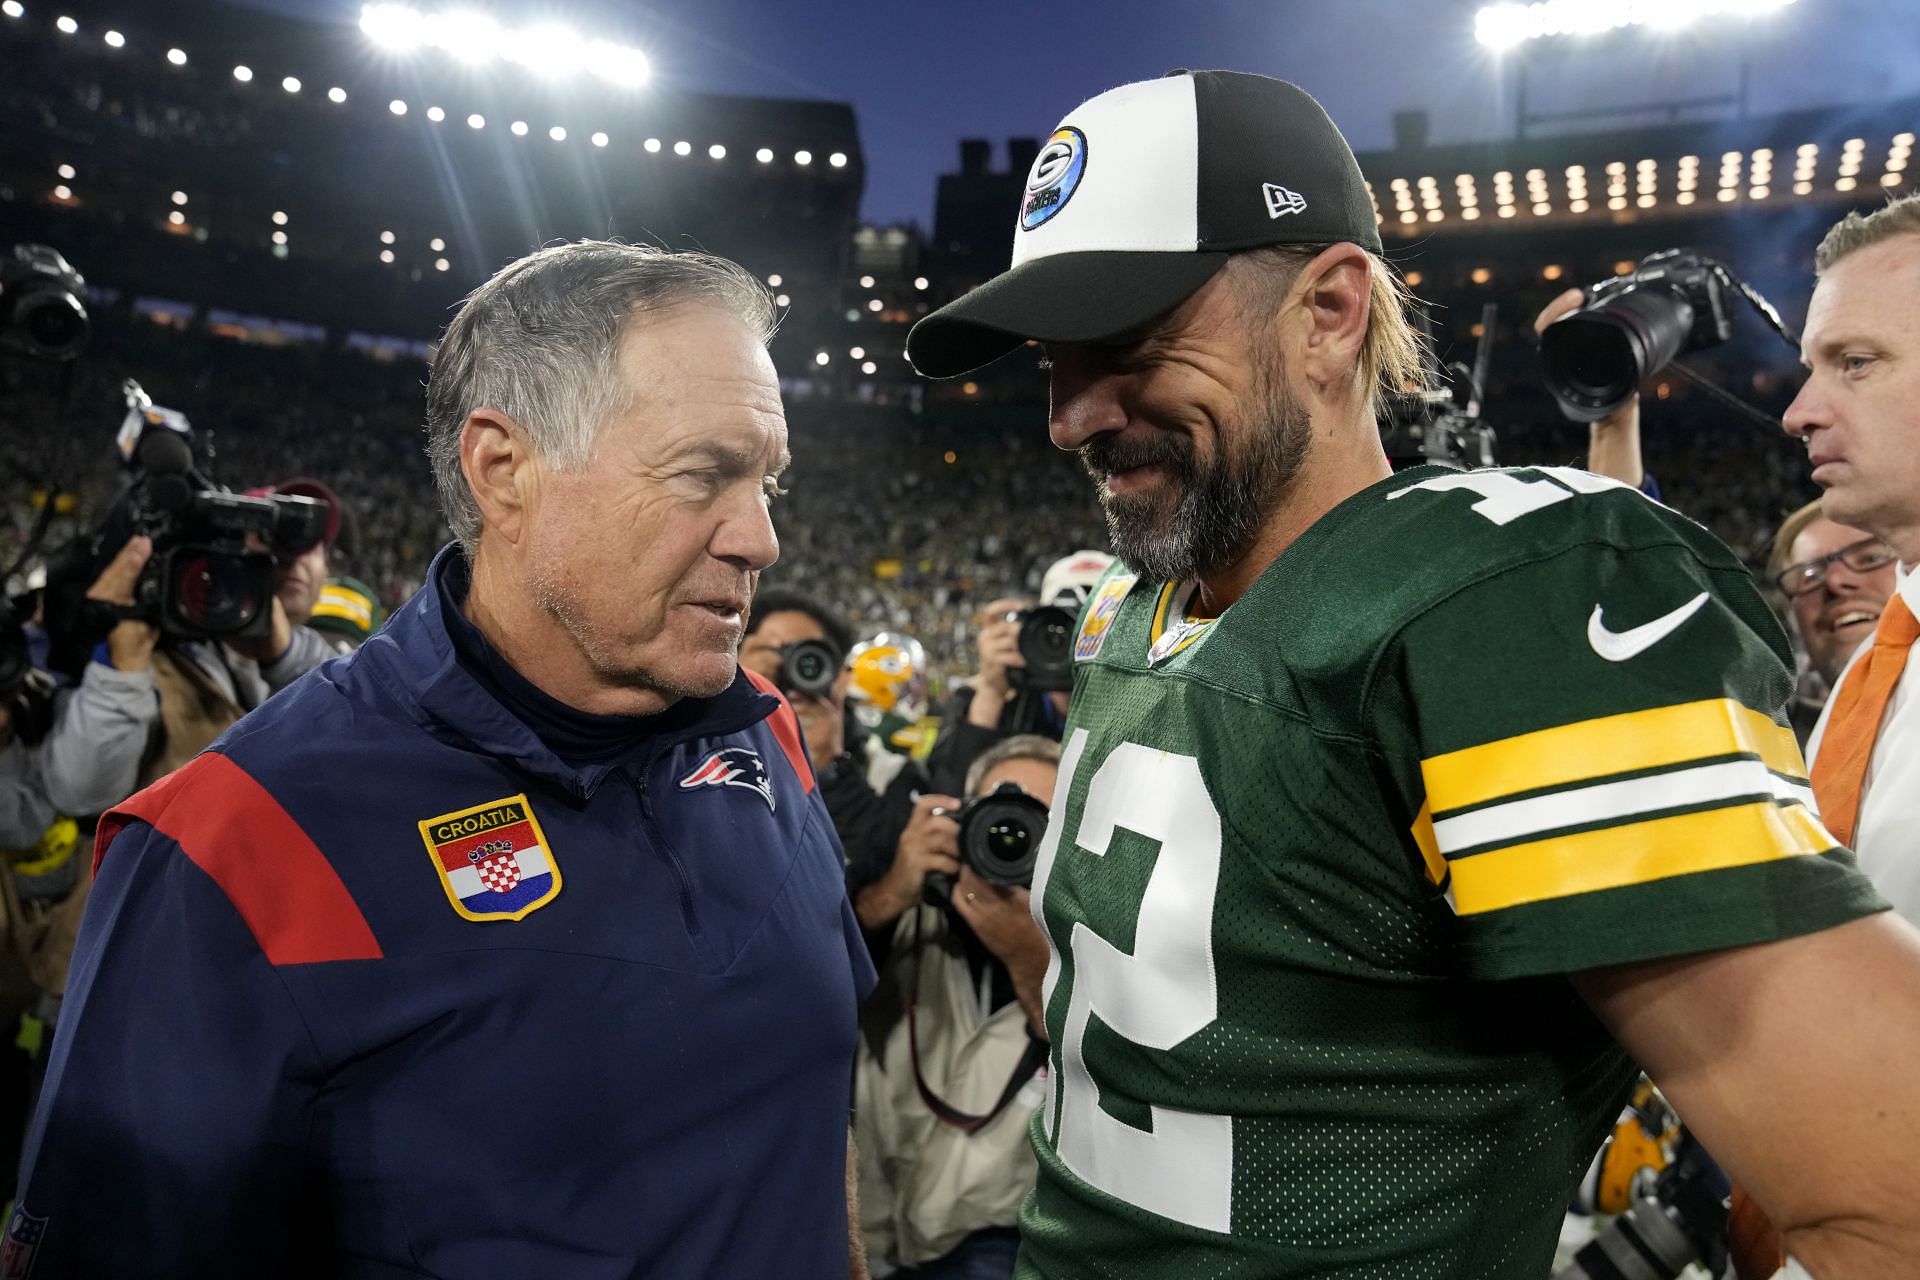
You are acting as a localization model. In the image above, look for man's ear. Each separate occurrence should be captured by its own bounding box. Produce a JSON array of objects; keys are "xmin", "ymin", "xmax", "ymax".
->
[
  {"xmin": 461, "ymin": 408, "xmax": 538, "ymax": 546},
  {"xmin": 1290, "ymin": 242, "xmax": 1373, "ymax": 400}
]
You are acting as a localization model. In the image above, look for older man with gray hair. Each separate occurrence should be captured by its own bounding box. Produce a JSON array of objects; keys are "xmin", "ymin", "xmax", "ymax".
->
[{"xmin": 11, "ymin": 241, "xmax": 876, "ymax": 1279}]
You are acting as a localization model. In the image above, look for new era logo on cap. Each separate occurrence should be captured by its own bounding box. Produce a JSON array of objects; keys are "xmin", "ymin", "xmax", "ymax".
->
[
  {"xmin": 1263, "ymin": 182, "xmax": 1306, "ymax": 219},
  {"xmin": 907, "ymin": 70, "xmax": 1385, "ymax": 378}
]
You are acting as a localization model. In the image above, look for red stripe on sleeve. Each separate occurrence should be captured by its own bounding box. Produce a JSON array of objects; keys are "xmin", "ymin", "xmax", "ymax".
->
[
  {"xmin": 93, "ymin": 753, "xmax": 384, "ymax": 965},
  {"xmin": 742, "ymin": 669, "xmax": 816, "ymax": 795}
]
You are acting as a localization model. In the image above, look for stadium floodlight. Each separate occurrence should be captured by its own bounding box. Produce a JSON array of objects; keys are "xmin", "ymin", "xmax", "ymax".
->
[
  {"xmin": 232, "ymin": 64, "xmax": 252, "ymax": 81},
  {"xmin": 168, "ymin": 211, "xmax": 186, "ymax": 226},
  {"xmin": 283, "ymin": 76, "xmax": 301, "ymax": 93},
  {"xmin": 57, "ymin": 163, "xmax": 74, "ymax": 179},
  {"xmin": 272, "ymin": 230, "xmax": 289, "ymax": 245},
  {"xmin": 512, "ymin": 22, "xmax": 586, "ymax": 77},
  {"xmin": 867, "ymin": 298, "xmax": 883, "ymax": 313},
  {"xmin": 390, "ymin": 99, "xmax": 408, "ymax": 115},
  {"xmin": 592, "ymin": 131, "xmax": 609, "ymax": 147},
  {"xmin": 1475, "ymin": 0, "xmax": 1798, "ymax": 50},
  {"xmin": 643, "ymin": 137, "xmax": 661, "ymax": 152},
  {"xmin": 767, "ymin": 274, "xmax": 783, "ymax": 287},
  {"xmin": 54, "ymin": 14, "xmax": 73, "ymax": 33},
  {"xmin": 167, "ymin": 47, "xmax": 187, "ymax": 65},
  {"xmin": 466, "ymin": 112, "xmax": 484, "ymax": 128},
  {"xmin": 430, "ymin": 237, "xmax": 445, "ymax": 251},
  {"xmin": 814, "ymin": 352, "xmax": 830, "ymax": 366},
  {"xmin": 861, "ymin": 361, "xmax": 877, "ymax": 375},
  {"xmin": 794, "ymin": 150, "xmax": 812, "ymax": 166},
  {"xmin": 673, "ymin": 140, "xmax": 692, "ymax": 156},
  {"xmin": 272, "ymin": 210, "xmax": 288, "ymax": 225},
  {"xmin": 171, "ymin": 190, "xmax": 188, "ymax": 205},
  {"xmin": 585, "ymin": 38, "xmax": 648, "ymax": 87},
  {"xmin": 774, "ymin": 293, "xmax": 790, "ymax": 307},
  {"xmin": 328, "ymin": 86, "xmax": 348, "ymax": 103},
  {"xmin": 435, "ymin": 258, "xmax": 450, "ymax": 271},
  {"xmin": 829, "ymin": 152, "xmax": 848, "ymax": 168},
  {"xmin": 859, "ymin": 275, "xmax": 875, "ymax": 288},
  {"xmin": 510, "ymin": 120, "xmax": 528, "ymax": 136},
  {"xmin": 709, "ymin": 144, "xmax": 726, "ymax": 160},
  {"xmin": 1, "ymin": 3, "xmax": 24, "ymax": 20},
  {"xmin": 380, "ymin": 230, "xmax": 396, "ymax": 244},
  {"xmin": 756, "ymin": 148, "xmax": 774, "ymax": 163},
  {"xmin": 850, "ymin": 346, "xmax": 865, "ymax": 359},
  {"xmin": 427, "ymin": 106, "xmax": 445, "ymax": 122},
  {"xmin": 103, "ymin": 28, "xmax": 123, "ymax": 47},
  {"xmin": 380, "ymin": 249, "xmax": 396, "ymax": 264},
  {"xmin": 434, "ymin": 10, "xmax": 501, "ymax": 63},
  {"xmin": 360, "ymin": 2, "xmax": 427, "ymax": 49},
  {"xmin": 53, "ymin": 184, "xmax": 72, "ymax": 200},
  {"xmin": 914, "ymin": 276, "xmax": 929, "ymax": 290},
  {"xmin": 549, "ymin": 125, "xmax": 566, "ymax": 141}
]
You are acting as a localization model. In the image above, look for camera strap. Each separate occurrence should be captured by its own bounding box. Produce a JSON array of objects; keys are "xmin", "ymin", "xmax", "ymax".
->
[{"xmin": 904, "ymin": 909, "xmax": 1048, "ymax": 1134}]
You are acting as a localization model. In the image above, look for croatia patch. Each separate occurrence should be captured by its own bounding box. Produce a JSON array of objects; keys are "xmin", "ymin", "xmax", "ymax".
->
[{"xmin": 418, "ymin": 793, "xmax": 562, "ymax": 923}]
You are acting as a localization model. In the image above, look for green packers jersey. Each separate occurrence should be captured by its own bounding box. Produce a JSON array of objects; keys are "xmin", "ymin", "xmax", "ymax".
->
[{"xmin": 1018, "ymin": 464, "xmax": 1885, "ymax": 1280}]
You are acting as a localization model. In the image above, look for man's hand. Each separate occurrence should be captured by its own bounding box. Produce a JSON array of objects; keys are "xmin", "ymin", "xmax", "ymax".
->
[
  {"xmin": 950, "ymin": 865, "xmax": 1051, "ymax": 1038},
  {"xmin": 1536, "ymin": 286, "xmax": 1645, "ymax": 488},
  {"xmin": 225, "ymin": 595, "xmax": 292, "ymax": 665},
  {"xmin": 792, "ymin": 676, "xmax": 848, "ymax": 772},
  {"xmin": 967, "ymin": 613, "xmax": 1025, "ymax": 729},
  {"xmin": 853, "ymin": 793, "xmax": 960, "ymax": 930},
  {"xmin": 85, "ymin": 536, "xmax": 159, "ymax": 673}
]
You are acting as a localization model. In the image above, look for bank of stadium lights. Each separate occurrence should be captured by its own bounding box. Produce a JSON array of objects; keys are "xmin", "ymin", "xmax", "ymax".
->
[
  {"xmin": 1474, "ymin": 0, "xmax": 1797, "ymax": 51},
  {"xmin": 358, "ymin": 4, "xmax": 649, "ymax": 88}
]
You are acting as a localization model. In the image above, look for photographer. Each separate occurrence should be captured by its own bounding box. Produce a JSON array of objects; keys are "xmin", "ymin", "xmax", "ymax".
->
[
  {"xmin": 742, "ymin": 589, "xmax": 923, "ymax": 884},
  {"xmin": 853, "ymin": 735, "xmax": 1056, "ymax": 1280},
  {"xmin": 923, "ymin": 552, "xmax": 1110, "ymax": 798}
]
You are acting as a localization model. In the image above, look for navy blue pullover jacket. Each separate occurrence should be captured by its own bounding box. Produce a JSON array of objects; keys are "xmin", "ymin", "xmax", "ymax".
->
[{"xmin": 12, "ymin": 546, "xmax": 876, "ymax": 1278}]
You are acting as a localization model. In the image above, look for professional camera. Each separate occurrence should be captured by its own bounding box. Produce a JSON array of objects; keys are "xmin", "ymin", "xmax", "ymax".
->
[
  {"xmin": 1538, "ymin": 250, "xmax": 1737, "ymax": 423},
  {"xmin": 53, "ymin": 383, "xmax": 331, "ymax": 646},
  {"xmin": 1008, "ymin": 604, "xmax": 1075, "ymax": 692},
  {"xmin": 0, "ymin": 592, "xmax": 56, "ymax": 747},
  {"xmin": 0, "ymin": 244, "xmax": 89, "ymax": 362},
  {"xmin": 923, "ymin": 781, "xmax": 1051, "ymax": 906},
  {"xmin": 1381, "ymin": 304, "xmax": 1497, "ymax": 470},
  {"xmin": 775, "ymin": 637, "xmax": 844, "ymax": 700}
]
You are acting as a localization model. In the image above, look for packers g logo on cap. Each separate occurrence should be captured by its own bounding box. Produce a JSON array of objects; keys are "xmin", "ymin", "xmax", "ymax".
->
[{"xmin": 1021, "ymin": 126, "xmax": 1087, "ymax": 230}]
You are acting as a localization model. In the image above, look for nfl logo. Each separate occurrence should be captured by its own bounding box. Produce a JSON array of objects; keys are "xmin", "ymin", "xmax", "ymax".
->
[{"xmin": 417, "ymin": 795, "xmax": 563, "ymax": 923}]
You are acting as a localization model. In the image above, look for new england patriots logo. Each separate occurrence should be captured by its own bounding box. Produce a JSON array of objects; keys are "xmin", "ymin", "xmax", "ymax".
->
[{"xmin": 679, "ymin": 747, "xmax": 776, "ymax": 812}]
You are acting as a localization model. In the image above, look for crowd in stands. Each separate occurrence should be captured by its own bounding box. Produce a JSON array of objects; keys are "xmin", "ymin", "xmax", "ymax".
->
[{"xmin": 4, "ymin": 304, "xmax": 1816, "ymax": 689}]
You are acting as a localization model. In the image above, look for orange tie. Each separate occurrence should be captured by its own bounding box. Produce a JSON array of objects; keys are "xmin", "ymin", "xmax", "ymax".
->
[{"xmin": 1812, "ymin": 594, "xmax": 1919, "ymax": 847}]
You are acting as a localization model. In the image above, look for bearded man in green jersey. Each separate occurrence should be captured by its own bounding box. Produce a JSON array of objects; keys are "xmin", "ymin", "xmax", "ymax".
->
[{"xmin": 905, "ymin": 70, "xmax": 1920, "ymax": 1280}]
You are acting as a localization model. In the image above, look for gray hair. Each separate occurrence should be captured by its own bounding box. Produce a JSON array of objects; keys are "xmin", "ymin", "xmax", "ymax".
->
[
  {"xmin": 1815, "ymin": 191, "xmax": 1920, "ymax": 276},
  {"xmin": 424, "ymin": 240, "xmax": 778, "ymax": 552},
  {"xmin": 965, "ymin": 733, "xmax": 1062, "ymax": 800}
]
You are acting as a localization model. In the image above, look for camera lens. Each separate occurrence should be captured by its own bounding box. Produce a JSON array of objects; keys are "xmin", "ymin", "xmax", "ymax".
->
[
  {"xmin": 162, "ymin": 547, "xmax": 273, "ymax": 637},
  {"xmin": 778, "ymin": 637, "xmax": 842, "ymax": 699},
  {"xmin": 1015, "ymin": 604, "xmax": 1077, "ymax": 692},
  {"xmin": 959, "ymin": 786, "xmax": 1050, "ymax": 887},
  {"xmin": 1540, "ymin": 284, "xmax": 1695, "ymax": 423},
  {"xmin": 17, "ymin": 291, "xmax": 89, "ymax": 361}
]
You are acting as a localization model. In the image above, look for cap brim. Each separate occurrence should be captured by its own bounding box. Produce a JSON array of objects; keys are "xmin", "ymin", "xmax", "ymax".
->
[{"xmin": 907, "ymin": 251, "xmax": 1229, "ymax": 379}]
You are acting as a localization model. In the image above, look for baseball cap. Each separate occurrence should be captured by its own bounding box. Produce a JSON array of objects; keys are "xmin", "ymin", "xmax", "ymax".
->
[
  {"xmin": 1040, "ymin": 550, "xmax": 1116, "ymax": 608},
  {"xmin": 308, "ymin": 575, "xmax": 385, "ymax": 644},
  {"xmin": 908, "ymin": 70, "xmax": 1382, "ymax": 379}
]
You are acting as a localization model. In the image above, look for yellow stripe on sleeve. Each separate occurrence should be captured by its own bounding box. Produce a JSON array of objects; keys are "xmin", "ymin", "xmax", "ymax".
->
[
  {"xmin": 1447, "ymin": 799, "xmax": 1837, "ymax": 916},
  {"xmin": 1410, "ymin": 802, "xmax": 1447, "ymax": 887},
  {"xmin": 1422, "ymin": 698, "xmax": 1806, "ymax": 816}
]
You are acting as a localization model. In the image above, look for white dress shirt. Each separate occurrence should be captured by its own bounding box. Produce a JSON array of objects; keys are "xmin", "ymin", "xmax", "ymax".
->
[{"xmin": 1808, "ymin": 564, "xmax": 1920, "ymax": 922}]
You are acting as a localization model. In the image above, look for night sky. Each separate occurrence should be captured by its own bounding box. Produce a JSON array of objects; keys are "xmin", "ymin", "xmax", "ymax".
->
[{"xmin": 250, "ymin": 0, "xmax": 1920, "ymax": 228}]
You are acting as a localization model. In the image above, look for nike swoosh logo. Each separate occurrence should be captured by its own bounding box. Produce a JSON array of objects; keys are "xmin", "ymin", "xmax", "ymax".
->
[{"xmin": 1587, "ymin": 591, "xmax": 1711, "ymax": 662}]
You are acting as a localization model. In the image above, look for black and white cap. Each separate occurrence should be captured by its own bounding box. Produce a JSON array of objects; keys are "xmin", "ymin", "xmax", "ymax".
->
[{"xmin": 908, "ymin": 70, "xmax": 1382, "ymax": 379}]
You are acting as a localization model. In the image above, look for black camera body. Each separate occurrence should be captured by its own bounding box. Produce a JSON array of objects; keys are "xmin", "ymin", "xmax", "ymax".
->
[
  {"xmin": 1539, "ymin": 249, "xmax": 1735, "ymax": 423},
  {"xmin": 0, "ymin": 244, "xmax": 89, "ymax": 362},
  {"xmin": 56, "ymin": 385, "xmax": 331, "ymax": 646},
  {"xmin": 923, "ymin": 781, "xmax": 1051, "ymax": 906},
  {"xmin": 1009, "ymin": 604, "xmax": 1076, "ymax": 693},
  {"xmin": 775, "ymin": 637, "xmax": 843, "ymax": 700}
]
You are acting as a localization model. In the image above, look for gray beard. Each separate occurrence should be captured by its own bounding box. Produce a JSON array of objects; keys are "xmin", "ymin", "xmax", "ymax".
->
[{"xmin": 1083, "ymin": 372, "xmax": 1312, "ymax": 585}]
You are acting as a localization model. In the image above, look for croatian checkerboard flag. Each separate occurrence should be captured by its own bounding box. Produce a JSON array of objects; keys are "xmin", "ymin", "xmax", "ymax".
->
[{"xmin": 433, "ymin": 818, "xmax": 557, "ymax": 919}]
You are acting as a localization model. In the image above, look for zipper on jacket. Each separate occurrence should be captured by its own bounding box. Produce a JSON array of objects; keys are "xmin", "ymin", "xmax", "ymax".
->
[{"xmin": 621, "ymin": 770, "xmax": 701, "ymax": 938}]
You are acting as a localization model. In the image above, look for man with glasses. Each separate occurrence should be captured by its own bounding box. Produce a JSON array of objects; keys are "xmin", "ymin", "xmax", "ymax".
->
[{"xmin": 1765, "ymin": 501, "xmax": 1899, "ymax": 742}]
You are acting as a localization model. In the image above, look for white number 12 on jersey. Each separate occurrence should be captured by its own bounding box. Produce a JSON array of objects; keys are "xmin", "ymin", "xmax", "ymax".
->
[{"xmin": 1031, "ymin": 727, "xmax": 1234, "ymax": 1233}]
